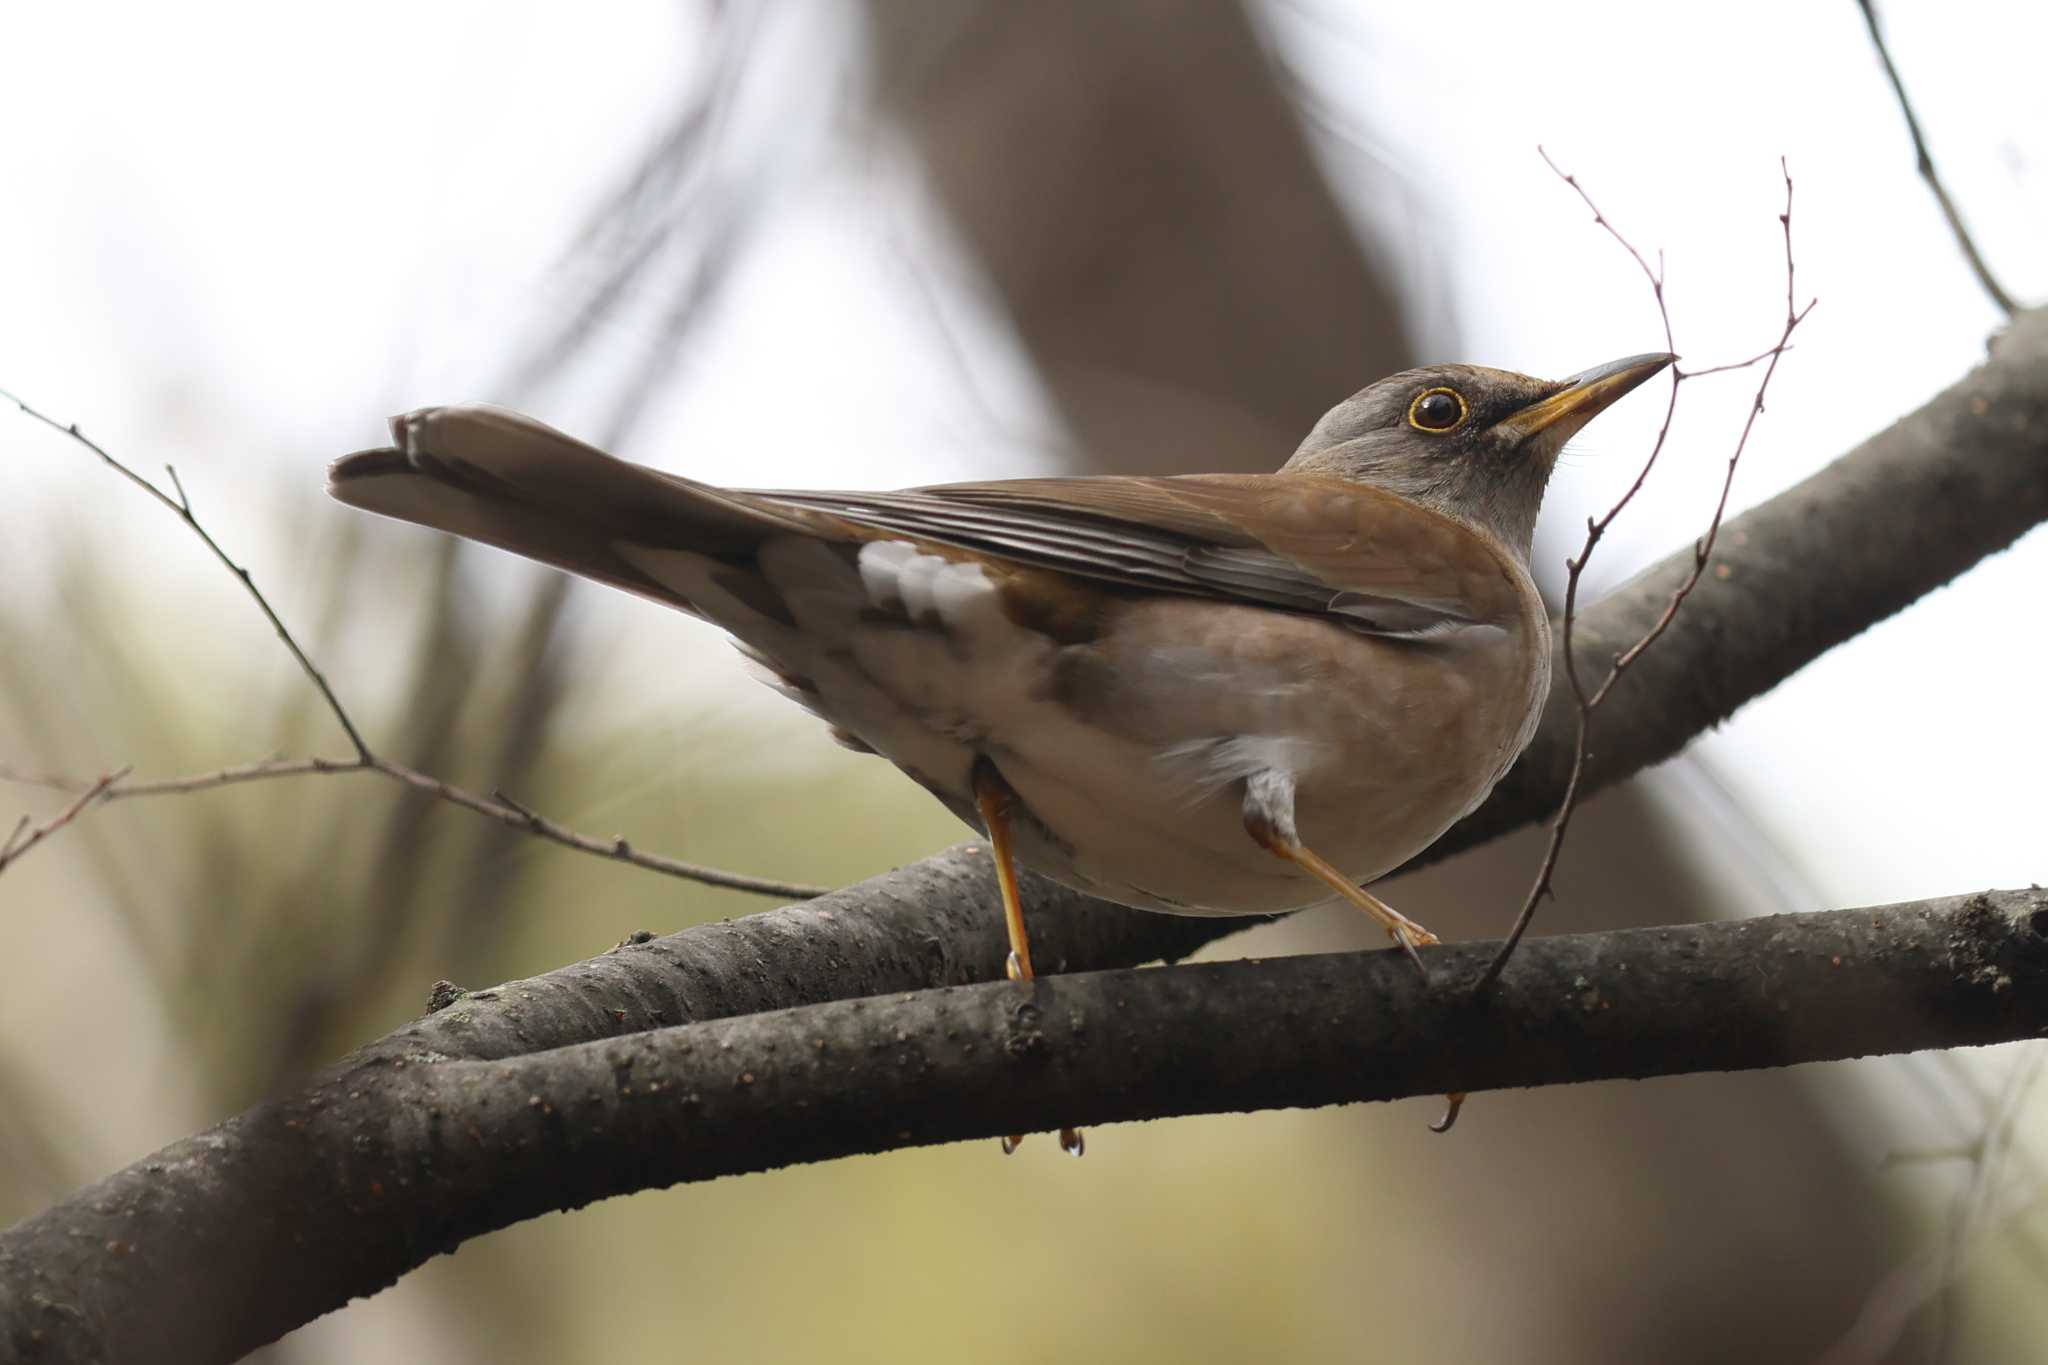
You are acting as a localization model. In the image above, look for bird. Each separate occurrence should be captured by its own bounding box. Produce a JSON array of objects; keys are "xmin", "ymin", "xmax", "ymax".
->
[{"xmin": 328, "ymin": 352, "xmax": 1671, "ymax": 1154}]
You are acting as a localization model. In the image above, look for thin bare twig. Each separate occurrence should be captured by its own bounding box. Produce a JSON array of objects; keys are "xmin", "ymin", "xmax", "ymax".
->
[
  {"xmin": 1855, "ymin": 0, "xmax": 2018, "ymax": 318},
  {"xmin": 1597, "ymin": 186, "xmax": 1814, "ymax": 706},
  {"xmin": 1470, "ymin": 156, "xmax": 1814, "ymax": 993},
  {"xmin": 0, "ymin": 393, "xmax": 827, "ymax": 900},
  {"xmin": 0, "ymin": 769, "xmax": 128, "ymax": 877},
  {"xmin": 0, "ymin": 763, "xmax": 89, "ymax": 794},
  {"xmin": 361, "ymin": 759, "xmax": 826, "ymax": 898},
  {"xmin": 1676, "ymin": 342, "xmax": 1796, "ymax": 380},
  {"xmin": 0, "ymin": 748, "xmax": 827, "ymax": 900},
  {"xmin": 0, "ymin": 389, "xmax": 374, "ymax": 763},
  {"xmin": 4, "ymin": 755, "xmax": 342, "ymax": 800}
]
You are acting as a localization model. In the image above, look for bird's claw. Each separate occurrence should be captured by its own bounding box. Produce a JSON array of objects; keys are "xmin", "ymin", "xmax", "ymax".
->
[{"xmin": 1389, "ymin": 922, "xmax": 1438, "ymax": 976}]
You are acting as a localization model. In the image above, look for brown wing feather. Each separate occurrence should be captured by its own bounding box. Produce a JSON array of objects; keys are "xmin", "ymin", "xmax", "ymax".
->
[
  {"xmin": 757, "ymin": 474, "xmax": 1521, "ymax": 632},
  {"xmin": 329, "ymin": 407, "xmax": 1519, "ymax": 635}
]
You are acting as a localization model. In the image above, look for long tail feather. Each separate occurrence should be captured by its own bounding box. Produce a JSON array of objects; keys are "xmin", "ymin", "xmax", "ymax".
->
[{"xmin": 326, "ymin": 406, "xmax": 806, "ymax": 611}]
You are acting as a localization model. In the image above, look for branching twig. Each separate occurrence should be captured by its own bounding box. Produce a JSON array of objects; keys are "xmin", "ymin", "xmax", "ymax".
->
[
  {"xmin": 0, "ymin": 391, "xmax": 827, "ymax": 900},
  {"xmin": 0, "ymin": 393, "xmax": 374, "ymax": 763},
  {"xmin": 0, "ymin": 752, "xmax": 826, "ymax": 900},
  {"xmin": 1676, "ymin": 342, "xmax": 1796, "ymax": 380},
  {"xmin": 1856, "ymin": 0, "xmax": 2019, "ymax": 318},
  {"xmin": 1469, "ymin": 156, "xmax": 1816, "ymax": 998},
  {"xmin": 0, "ymin": 768, "xmax": 128, "ymax": 877}
]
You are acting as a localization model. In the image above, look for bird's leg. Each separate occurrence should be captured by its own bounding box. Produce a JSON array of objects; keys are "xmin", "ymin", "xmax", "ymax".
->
[
  {"xmin": 971, "ymin": 757, "xmax": 1083, "ymax": 1158},
  {"xmin": 1244, "ymin": 773, "xmax": 1465, "ymax": 1126},
  {"xmin": 971, "ymin": 757, "xmax": 1035, "ymax": 986},
  {"xmin": 1241, "ymin": 771, "xmax": 1437, "ymax": 975}
]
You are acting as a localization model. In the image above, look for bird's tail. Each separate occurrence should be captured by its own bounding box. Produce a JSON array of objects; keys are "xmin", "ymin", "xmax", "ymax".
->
[{"xmin": 326, "ymin": 406, "xmax": 806, "ymax": 612}]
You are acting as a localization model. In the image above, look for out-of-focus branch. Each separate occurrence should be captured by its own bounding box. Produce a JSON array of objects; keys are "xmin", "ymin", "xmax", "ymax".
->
[
  {"xmin": 5, "ymin": 888, "xmax": 2046, "ymax": 1365},
  {"xmin": 0, "ymin": 749, "xmax": 824, "ymax": 901},
  {"xmin": 1, "ymin": 394, "xmax": 372, "ymax": 761},
  {"xmin": 0, "ymin": 390, "xmax": 826, "ymax": 901},
  {"xmin": 496, "ymin": 4, "xmax": 770, "ymax": 443},
  {"xmin": 0, "ymin": 768, "xmax": 124, "ymax": 878},
  {"xmin": 1819, "ymin": 1049, "xmax": 2045, "ymax": 1363},
  {"xmin": 1856, "ymin": 0, "xmax": 2019, "ymax": 318}
]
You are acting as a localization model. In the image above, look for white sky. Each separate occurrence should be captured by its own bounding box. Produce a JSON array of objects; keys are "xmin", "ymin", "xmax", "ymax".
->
[{"xmin": 2, "ymin": 0, "xmax": 2043, "ymax": 912}]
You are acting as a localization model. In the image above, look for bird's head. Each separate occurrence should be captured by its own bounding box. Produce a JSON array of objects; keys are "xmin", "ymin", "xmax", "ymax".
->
[{"xmin": 1282, "ymin": 353, "xmax": 1674, "ymax": 560}]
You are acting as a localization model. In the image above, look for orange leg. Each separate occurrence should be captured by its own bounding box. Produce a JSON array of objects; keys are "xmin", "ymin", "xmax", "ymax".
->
[
  {"xmin": 972, "ymin": 759, "xmax": 1084, "ymax": 1158},
  {"xmin": 972, "ymin": 760, "xmax": 1035, "ymax": 987},
  {"xmin": 1246, "ymin": 798, "xmax": 1464, "ymax": 1126},
  {"xmin": 1244, "ymin": 812, "xmax": 1437, "ymax": 975}
]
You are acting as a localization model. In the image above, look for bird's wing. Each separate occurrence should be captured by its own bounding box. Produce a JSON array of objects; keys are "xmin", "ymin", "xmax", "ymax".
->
[
  {"xmin": 751, "ymin": 474, "xmax": 1523, "ymax": 636},
  {"xmin": 330, "ymin": 407, "xmax": 1521, "ymax": 636}
]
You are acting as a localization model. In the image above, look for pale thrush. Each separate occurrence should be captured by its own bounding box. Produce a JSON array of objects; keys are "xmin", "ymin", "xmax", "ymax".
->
[{"xmin": 329, "ymin": 352, "xmax": 1671, "ymax": 1149}]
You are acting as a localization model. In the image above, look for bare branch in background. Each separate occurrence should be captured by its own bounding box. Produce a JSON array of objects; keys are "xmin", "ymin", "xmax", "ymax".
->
[
  {"xmin": 1856, "ymin": 0, "xmax": 2019, "ymax": 318},
  {"xmin": 0, "ymin": 768, "xmax": 126, "ymax": 878},
  {"xmin": 1821, "ymin": 1051, "xmax": 2047, "ymax": 1364},
  {"xmin": 497, "ymin": 4, "xmax": 776, "ymax": 449},
  {"xmin": 1, "ymin": 394, "xmax": 373, "ymax": 762},
  {"xmin": 0, "ymin": 392, "xmax": 825, "ymax": 901},
  {"xmin": 1475, "ymin": 155, "xmax": 1815, "ymax": 992}
]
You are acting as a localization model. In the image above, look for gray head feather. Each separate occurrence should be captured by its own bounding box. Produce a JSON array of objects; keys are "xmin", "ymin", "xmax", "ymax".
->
[{"xmin": 1282, "ymin": 353, "xmax": 1673, "ymax": 562}]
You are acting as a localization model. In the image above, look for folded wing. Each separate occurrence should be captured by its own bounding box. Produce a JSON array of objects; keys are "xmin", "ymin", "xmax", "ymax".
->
[
  {"xmin": 329, "ymin": 406, "xmax": 1520, "ymax": 637},
  {"xmin": 759, "ymin": 476, "xmax": 1521, "ymax": 637}
]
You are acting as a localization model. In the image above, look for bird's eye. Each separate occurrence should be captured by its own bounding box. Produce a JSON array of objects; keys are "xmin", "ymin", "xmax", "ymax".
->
[{"xmin": 1407, "ymin": 387, "xmax": 1467, "ymax": 433}]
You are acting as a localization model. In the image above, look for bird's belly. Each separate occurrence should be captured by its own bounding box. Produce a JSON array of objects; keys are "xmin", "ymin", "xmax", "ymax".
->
[
  {"xmin": 879, "ymin": 594, "xmax": 1541, "ymax": 916},
  {"xmin": 995, "ymin": 745, "xmax": 1465, "ymax": 916},
  {"xmin": 990, "ymin": 655, "xmax": 1533, "ymax": 915},
  {"xmin": 635, "ymin": 536, "xmax": 1544, "ymax": 917}
]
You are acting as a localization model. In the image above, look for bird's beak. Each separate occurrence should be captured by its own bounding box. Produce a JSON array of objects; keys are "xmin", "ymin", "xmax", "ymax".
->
[{"xmin": 1490, "ymin": 352, "xmax": 1675, "ymax": 452}]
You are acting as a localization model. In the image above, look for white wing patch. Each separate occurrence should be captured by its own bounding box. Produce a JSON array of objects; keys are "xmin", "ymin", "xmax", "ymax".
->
[{"xmin": 855, "ymin": 540, "xmax": 999, "ymax": 633}]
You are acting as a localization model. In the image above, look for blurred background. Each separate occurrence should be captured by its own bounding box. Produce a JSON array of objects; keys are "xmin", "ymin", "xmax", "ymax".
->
[{"xmin": 3, "ymin": 2, "xmax": 2046, "ymax": 1361}]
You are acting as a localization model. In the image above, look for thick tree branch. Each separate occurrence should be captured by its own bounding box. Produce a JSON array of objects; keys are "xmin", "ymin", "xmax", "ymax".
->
[
  {"xmin": 4, "ymin": 311, "xmax": 2046, "ymax": 1361},
  {"xmin": 5, "ymin": 890, "xmax": 2046, "ymax": 1363}
]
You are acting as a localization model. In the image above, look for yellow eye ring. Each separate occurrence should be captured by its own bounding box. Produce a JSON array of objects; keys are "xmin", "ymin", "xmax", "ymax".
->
[{"xmin": 1407, "ymin": 387, "xmax": 1467, "ymax": 433}]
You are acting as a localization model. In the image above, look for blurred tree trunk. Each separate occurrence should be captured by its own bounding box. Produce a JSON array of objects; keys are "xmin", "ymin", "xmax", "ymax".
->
[{"xmin": 865, "ymin": 0, "xmax": 1413, "ymax": 474}]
